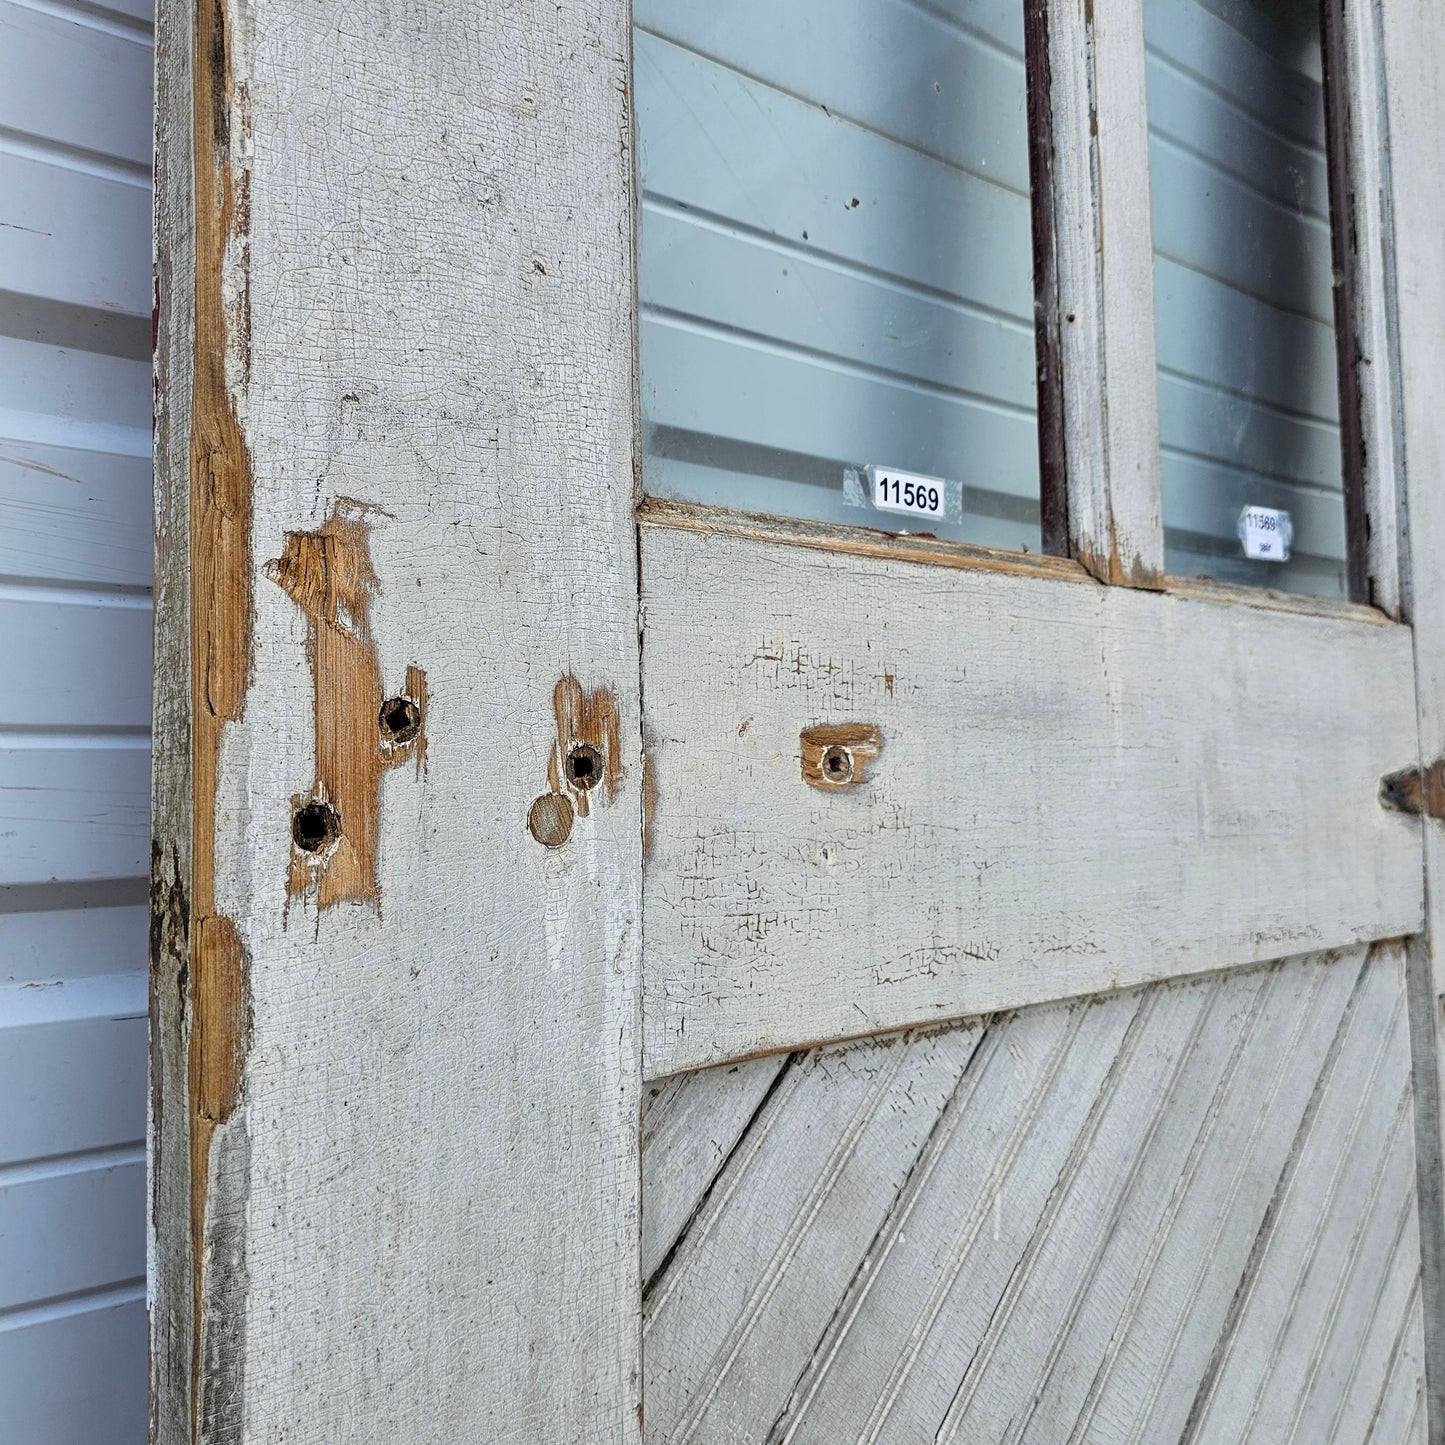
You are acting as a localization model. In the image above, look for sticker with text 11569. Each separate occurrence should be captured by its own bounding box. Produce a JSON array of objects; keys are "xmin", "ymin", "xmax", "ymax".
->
[
  {"xmin": 867, "ymin": 465, "xmax": 947, "ymax": 521},
  {"xmin": 1238, "ymin": 505, "xmax": 1293, "ymax": 562}
]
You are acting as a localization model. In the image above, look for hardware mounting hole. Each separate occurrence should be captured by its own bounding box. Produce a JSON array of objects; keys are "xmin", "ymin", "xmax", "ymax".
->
[{"xmin": 292, "ymin": 801, "xmax": 340, "ymax": 854}]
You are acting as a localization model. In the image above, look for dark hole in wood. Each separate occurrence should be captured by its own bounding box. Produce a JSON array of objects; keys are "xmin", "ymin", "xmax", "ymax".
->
[
  {"xmin": 379, "ymin": 696, "xmax": 422, "ymax": 746},
  {"xmin": 566, "ymin": 743, "xmax": 603, "ymax": 790},
  {"xmin": 821, "ymin": 745, "xmax": 854, "ymax": 784},
  {"xmin": 292, "ymin": 801, "xmax": 340, "ymax": 854}
]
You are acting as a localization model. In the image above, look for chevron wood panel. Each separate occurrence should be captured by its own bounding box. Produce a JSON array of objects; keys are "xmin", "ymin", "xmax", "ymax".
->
[{"xmin": 642, "ymin": 945, "xmax": 1426, "ymax": 1444}]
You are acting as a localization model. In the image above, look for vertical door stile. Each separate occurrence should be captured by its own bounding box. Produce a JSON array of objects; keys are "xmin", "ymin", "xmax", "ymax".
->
[
  {"xmin": 1042, "ymin": 0, "xmax": 1166, "ymax": 587},
  {"xmin": 149, "ymin": 0, "xmax": 646, "ymax": 1438},
  {"xmin": 1377, "ymin": 2, "xmax": 1445, "ymax": 1436},
  {"xmin": 1338, "ymin": 0, "xmax": 1405, "ymax": 620}
]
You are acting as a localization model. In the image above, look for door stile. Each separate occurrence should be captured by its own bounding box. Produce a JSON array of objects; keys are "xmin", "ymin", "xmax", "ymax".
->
[
  {"xmin": 1337, "ymin": 0, "xmax": 1405, "ymax": 620},
  {"xmin": 149, "ymin": 0, "xmax": 646, "ymax": 1438},
  {"xmin": 1376, "ymin": 2, "xmax": 1445, "ymax": 1436},
  {"xmin": 1039, "ymin": 0, "xmax": 1166, "ymax": 587}
]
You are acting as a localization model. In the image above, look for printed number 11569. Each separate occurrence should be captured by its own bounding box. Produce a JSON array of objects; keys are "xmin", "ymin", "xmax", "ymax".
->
[{"xmin": 869, "ymin": 467, "xmax": 946, "ymax": 521}]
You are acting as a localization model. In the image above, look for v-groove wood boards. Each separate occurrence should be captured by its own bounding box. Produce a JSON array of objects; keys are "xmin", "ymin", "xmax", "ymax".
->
[{"xmin": 642, "ymin": 945, "xmax": 1426, "ymax": 1445}]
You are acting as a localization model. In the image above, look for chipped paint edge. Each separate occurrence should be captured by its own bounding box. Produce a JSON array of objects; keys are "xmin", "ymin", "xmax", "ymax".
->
[{"xmin": 152, "ymin": 0, "xmax": 256, "ymax": 1437}]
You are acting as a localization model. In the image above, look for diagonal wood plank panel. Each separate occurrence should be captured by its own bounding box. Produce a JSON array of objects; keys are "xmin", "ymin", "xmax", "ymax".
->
[{"xmin": 642, "ymin": 946, "xmax": 1426, "ymax": 1444}]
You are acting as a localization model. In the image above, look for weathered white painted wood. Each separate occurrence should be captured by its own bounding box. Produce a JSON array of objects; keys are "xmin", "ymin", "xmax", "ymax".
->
[
  {"xmin": 926, "ymin": 952, "xmax": 1355, "ymax": 1443},
  {"xmin": 641, "ymin": 1053, "xmax": 787, "ymax": 1284},
  {"xmin": 1046, "ymin": 0, "xmax": 1164, "ymax": 584},
  {"xmin": 935, "ymin": 971, "xmax": 1271, "ymax": 1442},
  {"xmin": 643, "ymin": 948, "xmax": 1426, "ymax": 1444},
  {"xmin": 1327, "ymin": 1198, "xmax": 1430, "ymax": 1445},
  {"xmin": 1376, "ymin": 1, "xmax": 1445, "ymax": 1429},
  {"xmin": 787, "ymin": 992, "xmax": 1155, "ymax": 1443},
  {"xmin": 1367, "ymin": 1286, "xmax": 1430, "ymax": 1445},
  {"xmin": 640, "ymin": 519, "xmax": 1421, "ymax": 1075},
  {"xmin": 643, "ymin": 1022, "xmax": 997, "ymax": 1443},
  {"xmin": 1340, "ymin": 0, "xmax": 1405, "ymax": 618},
  {"xmin": 150, "ymin": 0, "xmax": 643, "ymax": 1441},
  {"xmin": 1187, "ymin": 1005, "xmax": 1412, "ymax": 1438}
]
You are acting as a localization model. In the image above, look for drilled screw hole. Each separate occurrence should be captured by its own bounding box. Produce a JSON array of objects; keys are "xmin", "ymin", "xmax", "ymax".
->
[
  {"xmin": 292, "ymin": 801, "xmax": 340, "ymax": 854},
  {"xmin": 379, "ymin": 696, "xmax": 422, "ymax": 746},
  {"xmin": 566, "ymin": 743, "xmax": 603, "ymax": 791},
  {"xmin": 820, "ymin": 745, "xmax": 855, "ymax": 785}
]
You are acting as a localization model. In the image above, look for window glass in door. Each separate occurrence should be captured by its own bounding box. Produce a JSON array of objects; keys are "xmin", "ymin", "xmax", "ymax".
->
[
  {"xmin": 634, "ymin": 0, "xmax": 1042, "ymax": 553},
  {"xmin": 1146, "ymin": 0, "xmax": 1350, "ymax": 597}
]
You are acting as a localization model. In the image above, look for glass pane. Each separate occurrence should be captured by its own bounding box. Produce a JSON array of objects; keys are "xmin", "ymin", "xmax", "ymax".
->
[
  {"xmin": 633, "ymin": 1, "xmax": 1041, "ymax": 553},
  {"xmin": 1145, "ymin": 0, "xmax": 1348, "ymax": 597}
]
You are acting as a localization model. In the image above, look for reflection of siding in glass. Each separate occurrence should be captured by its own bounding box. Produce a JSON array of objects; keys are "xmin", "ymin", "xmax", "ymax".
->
[
  {"xmin": 1146, "ymin": 0, "xmax": 1346, "ymax": 597},
  {"xmin": 634, "ymin": 0, "xmax": 1040, "ymax": 553}
]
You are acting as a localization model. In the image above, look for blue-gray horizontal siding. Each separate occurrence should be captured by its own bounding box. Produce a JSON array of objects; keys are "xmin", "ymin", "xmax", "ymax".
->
[{"xmin": 0, "ymin": 0, "xmax": 153, "ymax": 1439}]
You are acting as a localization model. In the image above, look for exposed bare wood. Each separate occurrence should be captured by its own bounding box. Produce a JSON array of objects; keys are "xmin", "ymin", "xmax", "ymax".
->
[
  {"xmin": 268, "ymin": 498, "xmax": 428, "ymax": 909},
  {"xmin": 550, "ymin": 675, "xmax": 625, "ymax": 816},
  {"xmin": 799, "ymin": 723, "xmax": 883, "ymax": 791},
  {"xmin": 637, "ymin": 496, "xmax": 1088, "ymax": 583},
  {"xmin": 1381, "ymin": 762, "xmax": 1445, "ymax": 823}
]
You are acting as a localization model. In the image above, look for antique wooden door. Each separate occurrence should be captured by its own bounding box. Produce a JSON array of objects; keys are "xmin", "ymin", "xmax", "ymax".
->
[{"xmin": 151, "ymin": 0, "xmax": 1445, "ymax": 1441}]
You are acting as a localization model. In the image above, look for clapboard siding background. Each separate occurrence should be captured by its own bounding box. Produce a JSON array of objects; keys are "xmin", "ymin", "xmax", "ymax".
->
[
  {"xmin": 634, "ymin": 0, "xmax": 1349, "ymax": 595},
  {"xmin": 643, "ymin": 946, "xmax": 1426, "ymax": 1443},
  {"xmin": 0, "ymin": 0, "xmax": 153, "ymax": 1439}
]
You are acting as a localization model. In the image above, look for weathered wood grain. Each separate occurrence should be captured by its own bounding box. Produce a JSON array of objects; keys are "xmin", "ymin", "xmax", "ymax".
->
[
  {"xmin": 640, "ymin": 521, "xmax": 1421, "ymax": 1076},
  {"xmin": 1376, "ymin": 1, "xmax": 1445, "ymax": 1432},
  {"xmin": 1045, "ymin": 0, "xmax": 1164, "ymax": 585},
  {"xmin": 641, "ymin": 1054, "xmax": 788, "ymax": 1286},
  {"xmin": 642, "ymin": 947, "xmax": 1427, "ymax": 1444},
  {"xmin": 150, "ymin": 0, "xmax": 643, "ymax": 1439}
]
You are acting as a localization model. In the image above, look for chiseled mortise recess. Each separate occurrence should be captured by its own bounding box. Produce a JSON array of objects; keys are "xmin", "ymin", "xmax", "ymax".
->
[{"xmin": 800, "ymin": 721, "xmax": 883, "ymax": 790}]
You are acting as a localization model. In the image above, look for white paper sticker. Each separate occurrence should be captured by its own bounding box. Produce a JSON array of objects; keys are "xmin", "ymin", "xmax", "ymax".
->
[
  {"xmin": 866, "ymin": 465, "xmax": 949, "ymax": 522},
  {"xmin": 1238, "ymin": 505, "xmax": 1293, "ymax": 562}
]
